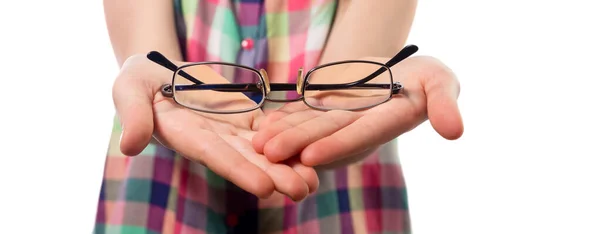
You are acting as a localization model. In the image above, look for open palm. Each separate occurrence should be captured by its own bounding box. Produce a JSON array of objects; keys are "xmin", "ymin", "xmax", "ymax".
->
[
  {"xmin": 113, "ymin": 54, "xmax": 318, "ymax": 201},
  {"xmin": 252, "ymin": 56, "xmax": 464, "ymax": 167}
]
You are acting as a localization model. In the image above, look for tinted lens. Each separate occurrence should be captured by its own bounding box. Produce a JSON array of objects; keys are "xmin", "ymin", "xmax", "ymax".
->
[
  {"xmin": 173, "ymin": 64, "xmax": 264, "ymax": 113},
  {"xmin": 303, "ymin": 62, "xmax": 392, "ymax": 110}
]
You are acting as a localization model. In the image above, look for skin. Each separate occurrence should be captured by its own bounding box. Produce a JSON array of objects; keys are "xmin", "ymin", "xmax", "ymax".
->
[
  {"xmin": 254, "ymin": 0, "xmax": 438, "ymax": 168},
  {"xmin": 104, "ymin": 0, "xmax": 463, "ymax": 201},
  {"xmin": 319, "ymin": 0, "xmax": 418, "ymax": 62},
  {"xmin": 112, "ymin": 53, "xmax": 320, "ymax": 201},
  {"xmin": 104, "ymin": 0, "xmax": 315, "ymax": 200},
  {"xmin": 253, "ymin": 56, "xmax": 464, "ymax": 168}
]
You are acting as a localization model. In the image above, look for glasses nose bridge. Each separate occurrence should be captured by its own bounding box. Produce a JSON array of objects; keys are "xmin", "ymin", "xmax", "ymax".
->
[
  {"xmin": 260, "ymin": 67, "xmax": 304, "ymax": 95},
  {"xmin": 260, "ymin": 67, "xmax": 305, "ymax": 103},
  {"xmin": 259, "ymin": 69, "xmax": 271, "ymax": 94},
  {"xmin": 296, "ymin": 67, "xmax": 304, "ymax": 94}
]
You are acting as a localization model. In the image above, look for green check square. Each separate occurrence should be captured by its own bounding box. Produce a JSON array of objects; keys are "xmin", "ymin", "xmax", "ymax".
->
[
  {"xmin": 104, "ymin": 225, "xmax": 121, "ymax": 234},
  {"xmin": 101, "ymin": 225, "xmax": 148, "ymax": 234},
  {"xmin": 311, "ymin": 1, "xmax": 336, "ymax": 27},
  {"xmin": 401, "ymin": 187, "xmax": 410, "ymax": 209},
  {"xmin": 213, "ymin": 6, "xmax": 240, "ymax": 63},
  {"xmin": 112, "ymin": 115, "xmax": 122, "ymax": 132},
  {"xmin": 221, "ymin": 8, "xmax": 239, "ymax": 39},
  {"xmin": 220, "ymin": 35, "xmax": 240, "ymax": 62},
  {"xmin": 206, "ymin": 169, "xmax": 226, "ymax": 188},
  {"xmin": 316, "ymin": 191, "xmax": 339, "ymax": 218},
  {"xmin": 94, "ymin": 223, "xmax": 106, "ymax": 233},
  {"xmin": 266, "ymin": 12, "xmax": 289, "ymax": 37},
  {"xmin": 240, "ymin": 26, "xmax": 259, "ymax": 38},
  {"xmin": 348, "ymin": 188, "xmax": 365, "ymax": 210},
  {"xmin": 124, "ymin": 179, "xmax": 151, "ymax": 203},
  {"xmin": 139, "ymin": 144, "xmax": 156, "ymax": 155},
  {"xmin": 120, "ymin": 225, "xmax": 157, "ymax": 234},
  {"xmin": 181, "ymin": 0, "xmax": 198, "ymax": 18},
  {"xmin": 166, "ymin": 185, "xmax": 179, "ymax": 211},
  {"xmin": 207, "ymin": 208, "xmax": 227, "ymax": 233}
]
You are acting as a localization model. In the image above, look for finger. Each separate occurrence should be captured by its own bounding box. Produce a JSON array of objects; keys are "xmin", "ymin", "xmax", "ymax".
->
[
  {"xmin": 299, "ymin": 99, "xmax": 422, "ymax": 166},
  {"xmin": 252, "ymin": 110, "xmax": 321, "ymax": 154},
  {"xmin": 244, "ymin": 128, "xmax": 319, "ymax": 196},
  {"xmin": 300, "ymin": 56, "xmax": 463, "ymax": 166},
  {"xmin": 418, "ymin": 57, "xmax": 464, "ymax": 140},
  {"xmin": 264, "ymin": 164, "xmax": 309, "ymax": 201},
  {"xmin": 286, "ymin": 157, "xmax": 320, "ymax": 194},
  {"xmin": 264, "ymin": 110, "xmax": 361, "ymax": 163},
  {"xmin": 220, "ymin": 134, "xmax": 310, "ymax": 201},
  {"xmin": 256, "ymin": 102, "xmax": 309, "ymax": 131},
  {"xmin": 112, "ymin": 56, "xmax": 165, "ymax": 156},
  {"xmin": 256, "ymin": 109, "xmax": 289, "ymax": 131},
  {"xmin": 154, "ymin": 110, "xmax": 276, "ymax": 199}
]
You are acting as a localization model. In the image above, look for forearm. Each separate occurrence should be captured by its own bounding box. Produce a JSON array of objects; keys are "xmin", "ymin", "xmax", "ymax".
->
[
  {"xmin": 104, "ymin": 0, "xmax": 182, "ymax": 67},
  {"xmin": 319, "ymin": 0, "xmax": 417, "ymax": 64},
  {"xmin": 315, "ymin": 0, "xmax": 417, "ymax": 170}
]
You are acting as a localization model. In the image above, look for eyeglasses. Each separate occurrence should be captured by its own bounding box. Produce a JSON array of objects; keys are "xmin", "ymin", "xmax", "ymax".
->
[{"xmin": 147, "ymin": 44, "xmax": 418, "ymax": 114}]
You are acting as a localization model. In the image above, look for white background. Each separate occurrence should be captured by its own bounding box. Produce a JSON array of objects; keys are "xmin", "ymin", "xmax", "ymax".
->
[{"xmin": 1, "ymin": 0, "xmax": 599, "ymax": 233}]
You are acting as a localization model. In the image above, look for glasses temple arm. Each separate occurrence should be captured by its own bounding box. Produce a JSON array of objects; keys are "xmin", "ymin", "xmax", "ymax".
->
[
  {"xmin": 147, "ymin": 51, "xmax": 204, "ymax": 84},
  {"xmin": 385, "ymin": 44, "xmax": 419, "ymax": 68},
  {"xmin": 147, "ymin": 51, "xmax": 270, "ymax": 94},
  {"xmin": 334, "ymin": 44, "xmax": 419, "ymax": 87}
]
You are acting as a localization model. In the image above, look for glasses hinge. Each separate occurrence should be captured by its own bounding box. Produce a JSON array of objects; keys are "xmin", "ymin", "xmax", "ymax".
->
[
  {"xmin": 160, "ymin": 84, "xmax": 174, "ymax": 97},
  {"xmin": 391, "ymin": 82, "xmax": 404, "ymax": 94}
]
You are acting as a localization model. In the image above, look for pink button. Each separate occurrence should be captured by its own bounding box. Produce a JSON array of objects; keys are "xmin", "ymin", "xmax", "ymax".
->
[{"xmin": 241, "ymin": 38, "xmax": 254, "ymax": 50}]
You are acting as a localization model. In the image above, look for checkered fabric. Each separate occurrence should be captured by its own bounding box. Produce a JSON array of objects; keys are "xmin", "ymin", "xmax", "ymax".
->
[{"xmin": 94, "ymin": 0, "xmax": 411, "ymax": 233}]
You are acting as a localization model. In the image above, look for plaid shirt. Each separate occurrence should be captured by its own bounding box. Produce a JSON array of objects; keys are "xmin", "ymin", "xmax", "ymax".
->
[{"xmin": 94, "ymin": 0, "xmax": 411, "ymax": 233}]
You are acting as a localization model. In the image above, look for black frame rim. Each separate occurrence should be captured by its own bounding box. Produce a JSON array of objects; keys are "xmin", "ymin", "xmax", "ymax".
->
[
  {"xmin": 171, "ymin": 63, "xmax": 268, "ymax": 114},
  {"xmin": 146, "ymin": 44, "xmax": 419, "ymax": 114},
  {"xmin": 302, "ymin": 60, "xmax": 394, "ymax": 111}
]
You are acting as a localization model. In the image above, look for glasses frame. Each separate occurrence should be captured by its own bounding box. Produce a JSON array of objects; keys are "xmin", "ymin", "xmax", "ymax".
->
[
  {"xmin": 169, "ymin": 61, "xmax": 269, "ymax": 114},
  {"xmin": 301, "ymin": 60, "xmax": 394, "ymax": 112},
  {"xmin": 148, "ymin": 44, "xmax": 419, "ymax": 114}
]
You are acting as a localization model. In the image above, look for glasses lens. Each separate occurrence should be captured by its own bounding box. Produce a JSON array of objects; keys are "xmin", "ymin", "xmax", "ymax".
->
[
  {"xmin": 173, "ymin": 64, "xmax": 264, "ymax": 113},
  {"xmin": 303, "ymin": 62, "xmax": 392, "ymax": 110}
]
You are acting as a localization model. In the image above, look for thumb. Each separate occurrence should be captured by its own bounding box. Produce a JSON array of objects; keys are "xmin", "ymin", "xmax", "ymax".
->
[
  {"xmin": 419, "ymin": 57, "xmax": 464, "ymax": 140},
  {"xmin": 112, "ymin": 55, "xmax": 163, "ymax": 156}
]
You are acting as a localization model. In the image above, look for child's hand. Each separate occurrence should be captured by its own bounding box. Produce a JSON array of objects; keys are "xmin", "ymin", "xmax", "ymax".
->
[
  {"xmin": 112, "ymin": 54, "xmax": 319, "ymax": 201},
  {"xmin": 253, "ymin": 56, "xmax": 464, "ymax": 168}
]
